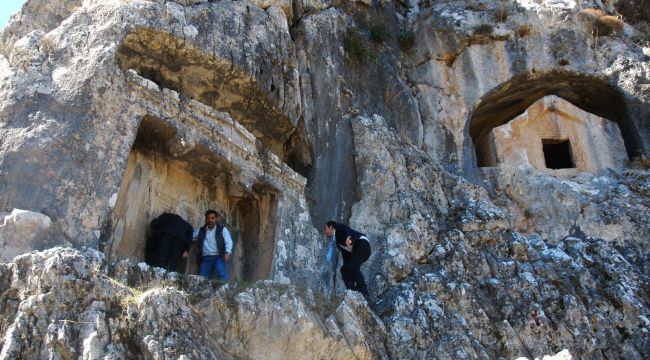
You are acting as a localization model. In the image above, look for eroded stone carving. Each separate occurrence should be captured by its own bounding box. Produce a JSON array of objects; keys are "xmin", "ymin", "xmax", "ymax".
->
[
  {"xmin": 107, "ymin": 70, "xmax": 309, "ymax": 282},
  {"xmin": 484, "ymin": 95, "xmax": 628, "ymax": 172}
]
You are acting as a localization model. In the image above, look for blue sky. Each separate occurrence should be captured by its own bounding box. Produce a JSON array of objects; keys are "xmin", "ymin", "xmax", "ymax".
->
[{"xmin": 0, "ymin": 0, "xmax": 26, "ymax": 29}]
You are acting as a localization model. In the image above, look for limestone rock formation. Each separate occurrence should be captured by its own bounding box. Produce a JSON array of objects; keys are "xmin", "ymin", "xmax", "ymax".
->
[
  {"xmin": 0, "ymin": 0, "xmax": 649, "ymax": 359},
  {"xmin": 351, "ymin": 115, "xmax": 649, "ymax": 359},
  {"xmin": 0, "ymin": 209, "xmax": 52, "ymax": 263},
  {"xmin": 0, "ymin": 247, "xmax": 386, "ymax": 359}
]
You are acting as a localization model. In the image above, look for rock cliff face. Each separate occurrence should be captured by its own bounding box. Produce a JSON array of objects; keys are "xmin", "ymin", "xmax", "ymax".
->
[
  {"xmin": 352, "ymin": 115, "xmax": 649, "ymax": 358},
  {"xmin": 0, "ymin": 247, "xmax": 387, "ymax": 359},
  {"xmin": 0, "ymin": 0, "xmax": 649, "ymax": 359}
]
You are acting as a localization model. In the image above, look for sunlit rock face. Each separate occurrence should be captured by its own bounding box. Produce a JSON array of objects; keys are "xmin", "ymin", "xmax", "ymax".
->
[
  {"xmin": 0, "ymin": 0, "xmax": 325, "ymax": 293},
  {"xmin": 0, "ymin": 0, "xmax": 649, "ymax": 359},
  {"xmin": 351, "ymin": 115, "xmax": 649, "ymax": 359},
  {"xmin": 403, "ymin": 1, "xmax": 649, "ymax": 173},
  {"xmin": 0, "ymin": 248, "xmax": 387, "ymax": 359},
  {"xmin": 0, "ymin": 209, "xmax": 52, "ymax": 262}
]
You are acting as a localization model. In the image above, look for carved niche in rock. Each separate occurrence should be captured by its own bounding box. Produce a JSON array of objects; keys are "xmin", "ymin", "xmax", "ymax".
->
[
  {"xmin": 105, "ymin": 27, "xmax": 310, "ymax": 281},
  {"xmin": 105, "ymin": 69, "xmax": 306, "ymax": 282},
  {"xmin": 482, "ymin": 95, "xmax": 628, "ymax": 172},
  {"xmin": 109, "ymin": 114, "xmax": 278, "ymax": 281}
]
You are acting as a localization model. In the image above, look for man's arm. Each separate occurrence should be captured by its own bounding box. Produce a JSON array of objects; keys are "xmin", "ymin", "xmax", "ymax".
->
[
  {"xmin": 183, "ymin": 226, "xmax": 193, "ymax": 250},
  {"xmin": 222, "ymin": 227, "xmax": 233, "ymax": 262},
  {"xmin": 184, "ymin": 227, "xmax": 200, "ymax": 258},
  {"xmin": 334, "ymin": 223, "xmax": 353, "ymax": 246}
]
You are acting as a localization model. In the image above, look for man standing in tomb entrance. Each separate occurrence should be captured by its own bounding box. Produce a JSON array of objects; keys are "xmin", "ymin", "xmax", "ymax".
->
[
  {"xmin": 324, "ymin": 221, "xmax": 372, "ymax": 301},
  {"xmin": 148, "ymin": 212, "xmax": 194, "ymax": 272},
  {"xmin": 188, "ymin": 210, "xmax": 233, "ymax": 281}
]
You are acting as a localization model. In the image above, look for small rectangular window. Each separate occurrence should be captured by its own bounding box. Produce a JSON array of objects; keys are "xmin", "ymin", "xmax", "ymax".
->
[{"xmin": 542, "ymin": 139, "xmax": 575, "ymax": 169}]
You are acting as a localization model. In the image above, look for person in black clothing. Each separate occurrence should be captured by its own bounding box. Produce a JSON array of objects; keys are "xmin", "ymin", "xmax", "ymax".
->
[
  {"xmin": 324, "ymin": 220, "xmax": 372, "ymax": 300},
  {"xmin": 148, "ymin": 212, "xmax": 193, "ymax": 272}
]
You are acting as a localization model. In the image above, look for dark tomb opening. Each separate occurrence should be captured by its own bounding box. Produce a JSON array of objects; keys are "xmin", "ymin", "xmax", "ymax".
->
[{"xmin": 542, "ymin": 139, "xmax": 575, "ymax": 169}]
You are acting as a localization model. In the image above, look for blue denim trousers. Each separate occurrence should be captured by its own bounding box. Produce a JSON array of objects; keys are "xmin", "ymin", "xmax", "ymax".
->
[{"xmin": 199, "ymin": 255, "xmax": 228, "ymax": 281}]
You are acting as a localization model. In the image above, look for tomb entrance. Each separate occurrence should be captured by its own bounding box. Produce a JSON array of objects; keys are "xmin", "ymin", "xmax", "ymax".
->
[
  {"xmin": 542, "ymin": 139, "xmax": 574, "ymax": 170},
  {"xmin": 105, "ymin": 28, "xmax": 309, "ymax": 281},
  {"xmin": 469, "ymin": 71, "xmax": 642, "ymax": 169},
  {"xmin": 107, "ymin": 114, "xmax": 279, "ymax": 281},
  {"xmin": 482, "ymin": 95, "xmax": 627, "ymax": 172}
]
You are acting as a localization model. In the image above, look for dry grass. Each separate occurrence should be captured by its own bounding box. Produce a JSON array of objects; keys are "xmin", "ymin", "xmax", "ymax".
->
[
  {"xmin": 597, "ymin": 15, "xmax": 624, "ymax": 34},
  {"xmin": 515, "ymin": 24, "xmax": 533, "ymax": 37},
  {"xmin": 120, "ymin": 288, "xmax": 145, "ymax": 309},
  {"xmin": 579, "ymin": 8, "xmax": 624, "ymax": 36},
  {"xmin": 466, "ymin": 24, "xmax": 498, "ymax": 45},
  {"xmin": 494, "ymin": 3, "xmax": 510, "ymax": 23},
  {"xmin": 580, "ymin": 8, "xmax": 607, "ymax": 19}
]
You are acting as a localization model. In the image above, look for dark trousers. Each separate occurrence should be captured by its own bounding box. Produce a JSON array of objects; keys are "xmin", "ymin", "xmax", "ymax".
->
[
  {"xmin": 151, "ymin": 234, "xmax": 185, "ymax": 271},
  {"xmin": 340, "ymin": 238, "xmax": 371, "ymax": 299}
]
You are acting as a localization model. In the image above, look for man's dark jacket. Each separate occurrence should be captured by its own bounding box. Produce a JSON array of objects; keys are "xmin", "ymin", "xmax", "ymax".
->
[
  {"xmin": 150, "ymin": 213, "xmax": 193, "ymax": 250},
  {"xmin": 195, "ymin": 225, "xmax": 227, "ymax": 263},
  {"xmin": 333, "ymin": 222, "xmax": 366, "ymax": 248}
]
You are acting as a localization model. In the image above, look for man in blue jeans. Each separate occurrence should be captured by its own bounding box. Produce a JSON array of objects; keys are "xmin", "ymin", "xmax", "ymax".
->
[{"xmin": 187, "ymin": 210, "xmax": 233, "ymax": 281}]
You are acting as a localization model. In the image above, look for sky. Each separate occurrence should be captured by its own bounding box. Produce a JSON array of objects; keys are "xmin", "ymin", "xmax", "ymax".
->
[{"xmin": 0, "ymin": 0, "xmax": 26, "ymax": 29}]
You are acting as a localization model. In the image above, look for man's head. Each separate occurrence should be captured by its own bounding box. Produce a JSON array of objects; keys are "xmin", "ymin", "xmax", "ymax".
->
[
  {"xmin": 205, "ymin": 209, "xmax": 218, "ymax": 229},
  {"xmin": 324, "ymin": 220, "xmax": 336, "ymax": 237}
]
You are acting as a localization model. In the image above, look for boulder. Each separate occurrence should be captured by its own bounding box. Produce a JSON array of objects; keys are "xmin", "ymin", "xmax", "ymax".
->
[{"xmin": 0, "ymin": 209, "xmax": 51, "ymax": 262}]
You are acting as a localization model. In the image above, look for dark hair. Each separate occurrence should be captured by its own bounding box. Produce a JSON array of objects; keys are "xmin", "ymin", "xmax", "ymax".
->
[
  {"xmin": 205, "ymin": 209, "xmax": 218, "ymax": 217},
  {"xmin": 325, "ymin": 220, "xmax": 336, "ymax": 228}
]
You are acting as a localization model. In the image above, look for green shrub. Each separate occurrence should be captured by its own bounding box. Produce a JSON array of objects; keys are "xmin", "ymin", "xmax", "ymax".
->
[
  {"xmin": 473, "ymin": 24, "xmax": 494, "ymax": 36},
  {"xmin": 398, "ymin": 31, "xmax": 416, "ymax": 52},
  {"xmin": 370, "ymin": 23, "xmax": 391, "ymax": 43},
  {"xmin": 344, "ymin": 26, "xmax": 371, "ymax": 62}
]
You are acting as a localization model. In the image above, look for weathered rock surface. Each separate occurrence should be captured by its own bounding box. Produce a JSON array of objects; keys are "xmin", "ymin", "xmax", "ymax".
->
[
  {"xmin": 401, "ymin": 0, "xmax": 650, "ymax": 172},
  {"xmin": 0, "ymin": 247, "xmax": 386, "ymax": 359},
  {"xmin": 293, "ymin": 4, "xmax": 421, "ymax": 224},
  {"xmin": 350, "ymin": 115, "xmax": 649, "ymax": 359},
  {"xmin": 0, "ymin": 0, "xmax": 649, "ymax": 359},
  {"xmin": 0, "ymin": 209, "xmax": 52, "ymax": 263},
  {"xmin": 0, "ymin": 0, "xmax": 329, "ymax": 292}
]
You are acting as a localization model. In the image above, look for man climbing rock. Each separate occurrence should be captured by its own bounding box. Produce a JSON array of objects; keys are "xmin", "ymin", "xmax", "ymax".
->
[
  {"xmin": 324, "ymin": 220, "xmax": 372, "ymax": 301},
  {"xmin": 148, "ymin": 212, "xmax": 193, "ymax": 272},
  {"xmin": 189, "ymin": 210, "xmax": 233, "ymax": 281}
]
